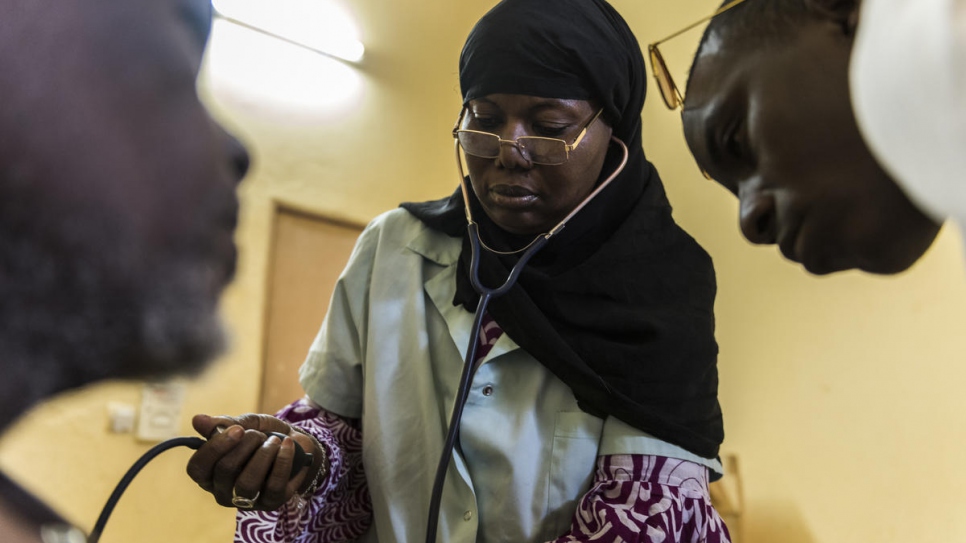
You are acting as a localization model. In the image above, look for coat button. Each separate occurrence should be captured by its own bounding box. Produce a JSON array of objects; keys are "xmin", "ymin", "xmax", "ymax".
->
[
  {"xmin": 463, "ymin": 510, "xmax": 473, "ymax": 521},
  {"xmin": 482, "ymin": 385, "xmax": 494, "ymax": 396}
]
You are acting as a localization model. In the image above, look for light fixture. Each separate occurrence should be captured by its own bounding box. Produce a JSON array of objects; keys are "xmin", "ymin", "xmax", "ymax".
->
[
  {"xmin": 211, "ymin": 0, "xmax": 365, "ymax": 63},
  {"xmin": 203, "ymin": 0, "xmax": 365, "ymax": 115}
]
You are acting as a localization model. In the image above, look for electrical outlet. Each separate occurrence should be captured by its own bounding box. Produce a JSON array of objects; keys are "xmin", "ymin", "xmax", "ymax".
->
[
  {"xmin": 107, "ymin": 402, "xmax": 137, "ymax": 434},
  {"xmin": 136, "ymin": 382, "xmax": 186, "ymax": 442}
]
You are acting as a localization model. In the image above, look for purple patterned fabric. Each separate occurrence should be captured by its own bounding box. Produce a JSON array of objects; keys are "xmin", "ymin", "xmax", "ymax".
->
[
  {"xmin": 235, "ymin": 316, "xmax": 730, "ymax": 542},
  {"xmin": 234, "ymin": 399, "xmax": 371, "ymax": 543},
  {"xmin": 554, "ymin": 455, "xmax": 731, "ymax": 543},
  {"xmin": 475, "ymin": 311, "xmax": 504, "ymax": 361}
]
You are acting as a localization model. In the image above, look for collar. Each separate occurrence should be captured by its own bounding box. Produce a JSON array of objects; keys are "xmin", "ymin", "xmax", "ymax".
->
[
  {"xmin": 403, "ymin": 221, "xmax": 462, "ymax": 267},
  {"xmin": 407, "ymin": 221, "xmax": 521, "ymax": 363}
]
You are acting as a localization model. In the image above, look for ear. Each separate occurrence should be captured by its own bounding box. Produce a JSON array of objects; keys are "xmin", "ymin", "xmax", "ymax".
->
[{"xmin": 804, "ymin": 0, "xmax": 861, "ymax": 36}]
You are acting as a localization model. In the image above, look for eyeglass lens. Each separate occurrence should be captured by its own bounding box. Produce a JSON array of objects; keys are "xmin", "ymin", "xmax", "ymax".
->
[{"xmin": 457, "ymin": 132, "xmax": 568, "ymax": 165}]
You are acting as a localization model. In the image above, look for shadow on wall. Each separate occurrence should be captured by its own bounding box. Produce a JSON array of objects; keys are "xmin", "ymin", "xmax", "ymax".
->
[{"xmin": 743, "ymin": 500, "xmax": 817, "ymax": 543}]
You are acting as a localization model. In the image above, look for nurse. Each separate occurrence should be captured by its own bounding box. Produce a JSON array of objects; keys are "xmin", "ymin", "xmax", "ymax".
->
[{"xmin": 188, "ymin": 1, "xmax": 731, "ymax": 541}]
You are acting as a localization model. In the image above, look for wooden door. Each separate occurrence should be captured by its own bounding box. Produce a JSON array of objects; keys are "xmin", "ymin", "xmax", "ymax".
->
[{"xmin": 260, "ymin": 205, "xmax": 364, "ymax": 414}]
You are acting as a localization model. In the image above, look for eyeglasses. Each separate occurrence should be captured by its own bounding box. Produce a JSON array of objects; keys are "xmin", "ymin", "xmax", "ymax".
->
[
  {"xmin": 453, "ymin": 108, "xmax": 604, "ymax": 165},
  {"xmin": 647, "ymin": 0, "xmax": 748, "ymax": 110}
]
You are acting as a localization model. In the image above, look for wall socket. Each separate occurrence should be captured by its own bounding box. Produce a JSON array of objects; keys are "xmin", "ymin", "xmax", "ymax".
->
[
  {"xmin": 136, "ymin": 382, "xmax": 186, "ymax": 442},
  {"xmin": 107, "ymin": 402, "xmax": 137, "ymax": 434}
]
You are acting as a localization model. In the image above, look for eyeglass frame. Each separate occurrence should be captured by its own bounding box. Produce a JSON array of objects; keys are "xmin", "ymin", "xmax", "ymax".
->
[
  {"xmin": 452, "ymin": 107, "xmax": 605, "ymax": 166},
  {"xmin": 647, "ymin": 0, "xmax": 748, "ymax": 111}
]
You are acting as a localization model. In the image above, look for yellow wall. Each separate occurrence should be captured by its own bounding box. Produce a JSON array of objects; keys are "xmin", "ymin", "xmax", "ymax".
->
[{"xmin": 1, "ymin": 1, "xmax": 964, "ymax": 542}]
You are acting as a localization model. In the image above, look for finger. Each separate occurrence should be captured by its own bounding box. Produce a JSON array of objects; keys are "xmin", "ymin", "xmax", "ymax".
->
[
  {"xmin": 284, "ymin": 440, "xmax": 311, "ymax": 499},
  {"xmin": 211, "ymin": 428, "xmax": 268, "ymax": 507},
  {"xmin": 232, "ymin": 434, "xmax": 283, "ymax": 509},
  {"xmin": 199, "ymin": 414, "xmax": 303, "ymax": 445},
  {"xmin": 258, "ymin": 437, "xmax": 299, "ymax": 509},
  {"xmin": 192, "ymin": 413, "xmax": 244, "ymax": 439},
  {"xmin": 233, "ymin": 413, "xmax": 299, "ymax": 436},
  {"xmin": 287, "ymin": 431, "xmax": 326, "ymax": 493},
  {"xmin": 186, "ymin": 425, "xmax": 244, "ymax": 493}
]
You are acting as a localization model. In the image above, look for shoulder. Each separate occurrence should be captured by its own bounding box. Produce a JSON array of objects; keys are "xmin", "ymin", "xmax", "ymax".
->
[
  {"xmin": 359, "ymin": 208, "xmax": 461, "ymax": 266},
  {"xmin": 360, "ymin": 208, "xmax": 436, "ymax": 247}
]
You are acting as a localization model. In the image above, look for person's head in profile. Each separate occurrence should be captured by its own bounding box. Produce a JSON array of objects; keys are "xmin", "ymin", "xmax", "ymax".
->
[
  {"xmin": 661, "ymin": 0, "xmax": 941, "ymax": 275},
  {"xmin": 0, "ymin": 0, "xmax": 248, "ymax": 538}
]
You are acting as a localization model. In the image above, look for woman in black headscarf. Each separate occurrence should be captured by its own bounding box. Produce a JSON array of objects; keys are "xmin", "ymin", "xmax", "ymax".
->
[{"xmin": 188, "ymin": 1, "xmax": 731, "ymax": 542}]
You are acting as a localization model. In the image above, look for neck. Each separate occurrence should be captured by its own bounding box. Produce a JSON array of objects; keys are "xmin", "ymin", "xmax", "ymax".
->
[
  {"xmin": 0, "ymin": 502, "xmax": 44, "ymax": 543},
  {"xmin": 0, "ymin": 472, "xmax": 62, "ymax": 543}
]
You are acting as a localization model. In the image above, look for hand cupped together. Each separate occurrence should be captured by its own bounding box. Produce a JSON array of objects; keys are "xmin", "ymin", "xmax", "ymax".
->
[{"xmin": 186, "ymin": 413, "xmax": 326, "ymax": 511}]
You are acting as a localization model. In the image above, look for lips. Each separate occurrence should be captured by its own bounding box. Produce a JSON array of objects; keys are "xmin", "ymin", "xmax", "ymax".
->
[
  {"xmin": 206, "ymin": 200, "xmax": 240, "ymax": 292},
  {"xmin": 489, "ymin": 184, "xmax": 538, "ymax": 209},
  {"xmin": 223, "ymin": 204, "xmax": 239, "ymax": 231},
  {"xmin": 219, "ymin": 207, "xmax": 239, "ymax": 287},
  {"xmin": 777, "ymin": 217, "xmax": 802, "ymax": 264},
  {"xmin": 777, "ymin": 215, "xmax": 843, "ymax": 274},
  {"xmin": 222, "ymin": 242, "xmax": 238, "ymax": 286}
]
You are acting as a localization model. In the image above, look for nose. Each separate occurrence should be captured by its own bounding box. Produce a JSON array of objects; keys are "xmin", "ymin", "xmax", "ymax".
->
[
  {"xmin": 495, "ymin": 120, "xmax": 533, "ymax": 170},
  {"xmin": 738, "ymin": 184, "xmax": 777, "ymax": 245},
  {"xmin": 496, "ymin": 140, "xmax": 533, "ymax": 170}
]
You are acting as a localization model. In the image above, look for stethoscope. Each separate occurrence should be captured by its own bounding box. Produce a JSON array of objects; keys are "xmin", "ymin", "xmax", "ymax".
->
[
  {"xmin": 84, "ymin": 122, "xmax": 628, "ymax": 543},
  {"xmin": 424, "ymin": 123, "xmax": 628, "ymax": 543}
]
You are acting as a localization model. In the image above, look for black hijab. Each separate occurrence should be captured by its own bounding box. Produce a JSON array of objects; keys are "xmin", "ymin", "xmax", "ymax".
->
[{"xmin": 401, "ymin": 0, "xmax": 722, "ymax": 459}]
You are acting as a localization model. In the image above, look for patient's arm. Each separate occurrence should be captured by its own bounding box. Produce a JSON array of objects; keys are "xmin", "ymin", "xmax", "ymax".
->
[{"xmin": 234, "ymin": 398, "xmax": 372, "ymax": 543}]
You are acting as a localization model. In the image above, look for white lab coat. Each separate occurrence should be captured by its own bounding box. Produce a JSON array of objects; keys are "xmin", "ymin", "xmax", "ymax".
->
[{"xmin": 299, "ymin": 208, "xmax": 720, "ymax": 543}]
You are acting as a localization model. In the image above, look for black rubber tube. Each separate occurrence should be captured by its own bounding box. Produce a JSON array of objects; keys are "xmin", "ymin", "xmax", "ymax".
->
[{"xmin": 87, "ymin": 436, "xmax": 205, "ymax": 543}]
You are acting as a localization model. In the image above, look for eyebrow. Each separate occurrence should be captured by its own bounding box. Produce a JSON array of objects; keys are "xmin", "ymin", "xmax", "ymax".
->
[
  {"xmin": 528, "ymin": 99, "xmax": 585, "ymax": 115},
  {"xmin": 470, "ymin": 98, "xmax": 584, "ymax": 115}
]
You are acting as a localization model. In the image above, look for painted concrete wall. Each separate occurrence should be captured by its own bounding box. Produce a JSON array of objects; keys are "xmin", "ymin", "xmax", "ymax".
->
[{"xmin": 1, "ymin": 1, "xmax": 964, "ymax": 542}]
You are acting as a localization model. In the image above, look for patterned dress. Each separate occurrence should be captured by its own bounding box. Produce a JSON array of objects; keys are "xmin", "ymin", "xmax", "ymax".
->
[{"xmin": 236, "ymin": 316, "xmax": 730, "ymax": 543}]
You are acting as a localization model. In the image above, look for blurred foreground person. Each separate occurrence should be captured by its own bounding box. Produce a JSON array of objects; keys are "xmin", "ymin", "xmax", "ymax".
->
[{"xmin": 0, "ymin": 0, "xmax": 249, "ymax": 540}]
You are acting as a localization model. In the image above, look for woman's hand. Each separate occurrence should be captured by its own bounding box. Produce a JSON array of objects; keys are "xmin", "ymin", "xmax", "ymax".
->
[{"xmin": 186, "ymin": 413, "xmax": 327, "ymax": 511}]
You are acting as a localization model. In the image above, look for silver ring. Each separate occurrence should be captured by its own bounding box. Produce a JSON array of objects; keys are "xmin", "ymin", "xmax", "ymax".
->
[{"xmin": 231, "ymin": 487, "xmax": 260, "ymax": 509}]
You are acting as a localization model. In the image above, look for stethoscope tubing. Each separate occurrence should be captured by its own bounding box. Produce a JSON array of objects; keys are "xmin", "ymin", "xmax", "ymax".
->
[
  {"xmin": 424, "ymin": 134, "xmax": 628, "ymax": 543},
  {"xmin": 424, "ymin": 225, "xmax": 549, "ymax": 543},
  {"xmin": 88, "ymin": 437, "xmax": 205, "ymax": 543}
]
